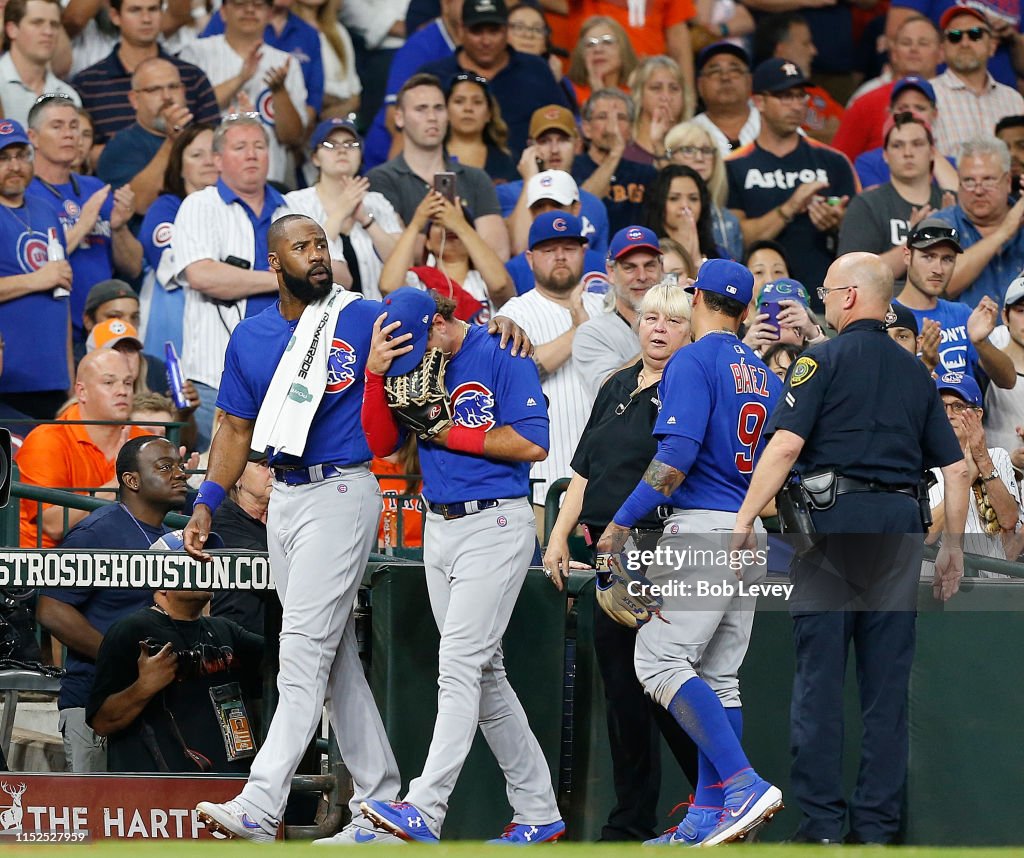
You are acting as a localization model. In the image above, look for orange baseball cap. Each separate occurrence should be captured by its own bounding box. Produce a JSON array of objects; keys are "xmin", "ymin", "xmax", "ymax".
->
[{"xmin": 86, "ymin": 318, "xmax": 143, "ymax": 352}]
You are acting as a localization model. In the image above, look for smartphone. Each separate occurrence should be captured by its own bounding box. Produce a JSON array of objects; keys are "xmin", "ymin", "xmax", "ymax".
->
[
  {"xmin": 224, "ymin": 255, "xmax": 252, "ymax": 269},
  {"xmin": 758, "ymin": 300, "xmax": 784, "ymax": 333},
  {"xmin": 434, "ymin": 171, "xmax": 456, "ymax": 204}
]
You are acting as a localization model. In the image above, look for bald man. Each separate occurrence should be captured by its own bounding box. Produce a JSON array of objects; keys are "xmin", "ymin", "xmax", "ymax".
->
[
  {"xmin": 96, "ymin": 57, "xmax": 196, "ymax": 214},
  {"xmin": 733, "ymin": 252, "xmax": 969, "ymax": 844},
  {"xmin": 17, "ymin": 349, "xmax": 150, "ymax": 548}
]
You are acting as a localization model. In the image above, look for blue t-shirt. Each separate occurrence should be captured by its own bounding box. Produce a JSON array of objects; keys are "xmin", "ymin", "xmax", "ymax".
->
[
  {"xmin": 139, "ymin": 194, "xmax": 185, "ymax": 354},
  {"xmin": 0, "ymin": 196, "xmax": 69, "ymax": 393},
  {"xmin": 654, "ymin": 334, "xmax": 782, "ymax": 512},
  {"xmin": 934, "ymin": 202, "xmax": 1024, "ymax": 308},
  {"xmin": 201, "ymin": 11, "xmax": 324, "ymax": 112},
  {"xmin": 506, "ymin": 247, "xmax": 607, "ymax": 296},
  {"xmin": 217, "ymin": 297, "xmax": 383, "ymax": 467},
  {"xmin": 96, "ymin": 123, "xmax": 165, "ymax": 193},
  {"xmin": 365, "ymin": 19, "xmax": 456, "ymax": 170},
  {"xmin": 896, "ymin": 299, "xmax": 980, "ymax": 376},
  {"xmin": 418, "ymin": 325, "xmax": 548, "ymax": 504},
  {"xmin": 495, "ymin": 182, "xmax": 609, "ymax": 257},
  {"xmin": 26, "ymin": 174, "xmax": 115, "ymax": 340},
  {"xmin": 48, "ymin": 504, "xmax": 165, "ymax": 709}
]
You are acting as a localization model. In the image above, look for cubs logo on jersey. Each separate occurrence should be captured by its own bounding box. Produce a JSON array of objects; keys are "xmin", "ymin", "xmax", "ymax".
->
[
  {"xmin": 451, "ymin": 381, "xmax": 496, "ymax": 430},
  {"xmin": 326, "ymin": 338, "xmax": 356, "ymax": 394},
  {"xmin": 16, "ymin": 231, "xmax": 48, "ymax": 273},
  {"xmin": 153, "ymin": 222, "xmax": 174, "ymax": 248},
  {"xmin": 255, "ymin": 89, "xmax": 277, "ymax": 126},
  {"xmin": 63, "ymin": 200, "xmax": 81, "ymax": 219}
]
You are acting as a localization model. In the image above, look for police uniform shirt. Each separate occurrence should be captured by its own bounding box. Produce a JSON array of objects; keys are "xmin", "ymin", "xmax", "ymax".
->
[
  {"xmin": 726, "ymin": 137, "xmax": 859, "ymax": 294},
  {"xmin": 767, "ymin": 319, "xmax": 963, "ymax": 485},
  {"xmin": 217, "ymin": 298, "xmax": 383, "ymax": 468},
  {"xmin": 418, "ymin": 324, "xmax": 549, "ymax": 506}
]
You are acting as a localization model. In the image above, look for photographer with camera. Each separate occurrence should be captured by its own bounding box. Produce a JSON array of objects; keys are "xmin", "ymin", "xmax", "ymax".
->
[{"xmin": 87, "ymin": 587, "xmax": 263, "ymax": 774}]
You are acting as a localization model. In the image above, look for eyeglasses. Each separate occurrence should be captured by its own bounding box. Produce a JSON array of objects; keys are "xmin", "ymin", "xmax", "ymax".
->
[
  {"xmin": 909, "ymin": 224, "xmax": 960, "ymax": 245},
  {"xmin": 767, "ymin": 89, "xmax": 810, "ymax": 104},
  {"xmin": 320, "ymin": 139, "xmax": 361, "ymax": 150},
  {"xmin": 669, "ymin": 144, "xmax": 716, "ymax": 159},
  {"xmin": 942, "ymin": 400, "xmax": 980, "ymax": 414},
  {"xmin": 816, "ymin": 284, "xmax": 857, "ymax": 300},
  {"xmin": 700, "ymin": 65, "xmax": 747, "ymax": 80},
  {"xmin": 0, "ymin": 149, "xmax": 32, "ymax": 164},
  {"xmin": 508, "ymin": 21, "xmax": 547, "ymax": 36},
  {"xmin": 960, "ymin": 172, "xmax": 1006, "ymax": 191},
  {"xmin": 135, "ymin": 82, "xmax": 185, "ymax": 95},
  {"xmin": 584, "ymin": 34, "xmax": 616, "ymax": 49},
  {"xmin": 945, "ymin": 26, "xmax": 989, "ymax": 43}
]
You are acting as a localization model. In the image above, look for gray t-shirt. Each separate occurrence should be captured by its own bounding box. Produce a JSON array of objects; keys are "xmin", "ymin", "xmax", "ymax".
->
[{"xmin": 572, "ymin": 310, "xmax": 640, "ymax": 406}]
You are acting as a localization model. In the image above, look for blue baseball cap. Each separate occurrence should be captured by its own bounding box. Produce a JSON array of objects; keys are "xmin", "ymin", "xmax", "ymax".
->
[
  {"xmin": 936, "ymin": 371, "xmax": 983, "ymax": 408},
  {"xmin": 528, "ymin": 211, "xmax": 587, "ymax": 251},
  {"xmin": 752, "ymin": 58, "xmax": 808, "ymax": 94},
  {"xmin": 0, "ymin": 119, "xmax": 29, "ymax": 150},
  {"xmin": 310, "ymin": 117, "xmax": 360, "ymax": 150},
  {"xmin": 758, "ymin": 277, "xmax": 809, "ymax": 307},
  {"xmin": 381, "ymin": 286, "xmax": 438, "ymax": 377},
  {"xmin": 891, "ymin": 76, "xmax": 936, "ymax": 106},
  {"xmin": 685, "ymin": 258, "xmax": 754, "ymax": 306},
  {"xmin": 608, "ymin": 225, "xmax": 661, "ymax": 261}
]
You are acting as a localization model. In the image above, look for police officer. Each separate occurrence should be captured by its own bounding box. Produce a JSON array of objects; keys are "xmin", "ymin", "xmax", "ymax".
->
[{"xmin": 732, "ymin": 251, "xmax": 969, "ymax": 845}]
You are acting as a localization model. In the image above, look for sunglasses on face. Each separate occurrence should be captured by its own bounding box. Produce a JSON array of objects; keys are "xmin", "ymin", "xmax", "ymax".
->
[{"xmin": 945, "ymin": 27, "xmax": 989, "ymax": 43}]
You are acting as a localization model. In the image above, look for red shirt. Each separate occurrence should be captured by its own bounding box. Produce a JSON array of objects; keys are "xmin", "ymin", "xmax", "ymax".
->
[{"xmin": 832, "ymin": 81, "xmax": 896, "ymax": 162}]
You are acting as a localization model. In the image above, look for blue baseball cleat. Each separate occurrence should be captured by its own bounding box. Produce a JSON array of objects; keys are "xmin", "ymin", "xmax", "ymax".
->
[
  {"xmin": 360, "ymin": 800, "xmax": 439, "ymax": 844},
  {"xmin": 644, "ymin": 805, "xmax": 720, "ymax": 846},
  {"xmin": 486, "ymin": 820, "xmax": 566, "ymax": 844},
  {"xmin": 698, "ymin": 769, "xmax": 783, "ymax": 847}
]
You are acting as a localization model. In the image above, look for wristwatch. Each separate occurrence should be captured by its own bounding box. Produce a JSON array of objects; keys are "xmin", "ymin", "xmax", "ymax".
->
[{"xmin": 983, "ymin": 469, "xmax": 1000, "ymax": 483}]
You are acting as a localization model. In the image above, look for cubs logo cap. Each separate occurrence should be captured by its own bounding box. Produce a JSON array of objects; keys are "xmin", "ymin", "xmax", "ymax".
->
[
  {"xmin": 310, "ymin": 117, "xmax": 360, "ymax": 151},
  {"xmin": 528, "ymin": 211, "xmax": 587, "ymax": 250},
  {"xmin": 757, "ymin": 277, "xmax": 809, "ymax": 307},
  {"xmin": 84, "ymin": 278, "xmax": 136, "ymax": 315},
  {"xmin": 686, "ymin": 258, "xmax": 754, "ymax": 306},
  {"xmin": 526, "ymin": 170, "xmax": 579, "ymax": 208},
  {"xmin": 462, "ymin": 0, "xmax": 508, "ymax": 28},
  {"xmin": 528, "ymin": 104, "xmax": 577, "ymax": 140},
  {"xmin": 936, "ymin": 371, "xmax": 983, "ymax": 409},
  {"xmin": 608, "ymin": 225, "xmax": 661, "ymax": 261},
  {"xmin": 382, "ymin": 286, "xmax": 439, "ymax": 377},
  {"xmin": 752, "ymin": 58, "xmax": 809, "ymax": 94},
  {"xmin": 890, "ymin": 75, "xmax": 937, "ymax": 106},
  {"xmin": 0, "ymin": 118, "xmax": 29, "ymax": 150},
  {"xmin": 86, "ymin": 317, "xmax": 144, "ymax": 353}
]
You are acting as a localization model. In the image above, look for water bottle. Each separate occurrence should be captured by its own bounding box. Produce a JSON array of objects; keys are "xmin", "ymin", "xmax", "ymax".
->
[
  {"xmin": 165, "ymin": 341, "xmax": 188, "ymax": 410},
  {"xmin": 47, "ymin": 227, "xmax": 69, "ymax": 298}
]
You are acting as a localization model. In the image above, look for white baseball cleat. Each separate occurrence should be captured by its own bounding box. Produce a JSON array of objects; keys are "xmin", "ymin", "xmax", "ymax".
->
[
  {"xmin": 196, "ymin": 799, "xmax": 279, "ymax": 842},
  {"xmin": 313, "ymin": 821, "xmax": 406, "ymax": 846}
]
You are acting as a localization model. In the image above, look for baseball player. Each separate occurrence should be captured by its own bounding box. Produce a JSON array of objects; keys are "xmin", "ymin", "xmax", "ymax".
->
[
  {"xmin": 597, "ymin": 259, "xmax": 784, "ymax": 847},
  {"xmin": 358, "ymin": 286, "xmax": 564, "ymax": 844}
]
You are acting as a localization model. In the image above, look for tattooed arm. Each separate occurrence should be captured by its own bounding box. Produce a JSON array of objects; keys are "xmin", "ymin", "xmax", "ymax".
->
[{"xmin": 596, "ymin": 458, "xmax": 686, "ymax": 554}]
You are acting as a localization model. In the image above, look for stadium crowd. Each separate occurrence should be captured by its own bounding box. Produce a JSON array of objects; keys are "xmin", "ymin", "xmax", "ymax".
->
[{"xmin": 0, "ymin": 0, "xmax": 1023, "ymax": 843}]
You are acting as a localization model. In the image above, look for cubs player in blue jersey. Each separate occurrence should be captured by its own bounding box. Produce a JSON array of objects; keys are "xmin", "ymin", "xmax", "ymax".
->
[
  {"xmin": 597, "ymin": 258, "xmax": 784, "ymax": 847},
  {"xmin": 358, "ymin": 286, "xmax": 565, "ymax": 844}
]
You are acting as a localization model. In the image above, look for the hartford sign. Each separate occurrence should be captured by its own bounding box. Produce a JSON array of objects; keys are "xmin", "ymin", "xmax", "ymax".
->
[{"xmin": 0, "ymin": 774, "xmax": 246, "ymax": 840}]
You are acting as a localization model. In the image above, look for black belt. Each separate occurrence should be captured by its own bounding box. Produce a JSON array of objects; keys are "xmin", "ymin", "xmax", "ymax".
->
[
  {"xmin": 427, "ymin": 499, "xmax": 500, "ymax": 520},
  {"xmin": 272, "ymin": 463, "xmax": 347, "ymax": 486},
  {"xmin": 835, "ymin": 476, "xmax": 917, "ymax": 498}
]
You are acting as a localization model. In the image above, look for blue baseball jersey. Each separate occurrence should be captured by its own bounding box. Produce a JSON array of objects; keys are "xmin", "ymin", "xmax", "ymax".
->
[
  {"xmin": 217, "ymin": 297, "xmax": 383, "ymax": 468},
  {"xmin": 139, "ymin": 194, "xmax": 184, "ymax": 354},
  {"xmin": 896, "ymin": 299, "xmax": 980, "ymax": 378},
  {"xmin": 419, "ymin": 324, "xmax": 548, "ymax": 505},
  {"xmin": 655, "ymin": 333, "xmax": 782, "ymax": 512},
  {"xmin": 0, "ymin": 197, "xmax": 70, "ymax": 393},
  {"xmin": 26, "ymin": 174, "xmax": 115, "ymax": 339}
]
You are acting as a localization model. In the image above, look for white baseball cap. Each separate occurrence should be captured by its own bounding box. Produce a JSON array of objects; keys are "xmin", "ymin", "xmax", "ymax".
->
[
  {"xmin": 527, "ymin": 170, "xmax": 579, "ymax": 209},
  {"xmin": 1005, "ymin": 275, "xmax": 1024, "ymax": 307}
]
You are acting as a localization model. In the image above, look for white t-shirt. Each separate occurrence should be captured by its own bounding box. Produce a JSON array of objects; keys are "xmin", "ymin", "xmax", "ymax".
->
[
  {"xmin": 180, "ymin": 35, "xmax": 308, "ymax": 184},
  {"xmin": 497, "ymin": 288, "xmax": 606, "ymax": 504},
  {"xmin": 320, "ymin": 26, "xmax": 361, "ymax": 102}
]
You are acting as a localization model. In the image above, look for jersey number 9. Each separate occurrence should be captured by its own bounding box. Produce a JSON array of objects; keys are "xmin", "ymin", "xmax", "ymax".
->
[{"xmin": 735, "ymin": 402, "xmax": 768, "ymax": 474}]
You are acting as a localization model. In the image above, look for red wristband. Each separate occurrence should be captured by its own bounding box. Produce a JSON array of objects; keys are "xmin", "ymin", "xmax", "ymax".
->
[{"xmin": 446, "ymin": 425, "xmax": 487, "ymax": 455}]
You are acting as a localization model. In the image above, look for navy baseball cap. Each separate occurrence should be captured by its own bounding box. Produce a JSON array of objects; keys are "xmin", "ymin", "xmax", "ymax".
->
[
  {"xmin": 697, "ymin": 41, "xmax": 750, "ymax": 72},
  {"xmin": 608, "ymin": 225, "xmax": 661, "ymax": 261},
  {"xmin": 685, "ymin": 258, "xmax": 754, "ymax": 306},
  {"xmin": 528, "ymin": 211, "xmax": 587, "ymax": 251},
  {"xmin": 757, "ymin": 277, "xmax": 809, "ymax": 307},
  {"xmin": 381, "ymin": 286, "xmax": 438, "ymax": 377},
  {"xmin": 885, "ymin": 303, "xmax": 920, "ymax": 337},
  {"xmin": 891, "ymin": 76, "xmax": 936, "ymax": 106},
  {"xmin": 752, "ymin": 58, "xmax": 808, "ymax": 94},
  {"xmin": 0, "ymin": 119, "xmax": 29, "ymax": 150},
  {"xmin": 936, "ymin": 371, "xmax": 983, "ymax": 408},
  {"xmin": 463, "ymin": 0, "xmax": 508, "ymax": 27},
  {"xmin": 310, "ymin": 117, "xmax": 360, "ymax": 150}
]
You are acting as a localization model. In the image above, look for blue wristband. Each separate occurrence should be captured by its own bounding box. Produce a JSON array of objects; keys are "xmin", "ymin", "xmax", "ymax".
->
[
  {"xmin": 613, "ymin": 480, "xmax": 666, "ymax": 528},
  {"xmin": 195, "ymin": 480, "xmax": 226, "ymax": 515}
]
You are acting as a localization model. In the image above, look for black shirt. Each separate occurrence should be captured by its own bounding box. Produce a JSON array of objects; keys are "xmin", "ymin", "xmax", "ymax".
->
[
  {"xmin": 767, "ymin": 319, "xmax": 962, "ymax": 484},
  {"xmin": 572, "ymin": 153, "xmax": 658, "ymax": 237},
  {"xmin": 210, "ymin": 499, "xmax": 268, "ymax": 636},
  {"xmin": 571, "ymin": 360, "xmax": 664, "ymax": 533},
  {"xmin": 87, "ymin": 607, "xmax": 263, "ymax": 774}
]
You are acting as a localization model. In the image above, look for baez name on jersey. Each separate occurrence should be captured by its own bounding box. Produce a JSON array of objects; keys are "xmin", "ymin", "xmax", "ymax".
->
[
  {"xmin": 743, "ymin": 167, "xmax": 830, "ymax": 190},
  {"xmin": 731, "ymin": 359, "xmax": 772, "ymax": 396}
]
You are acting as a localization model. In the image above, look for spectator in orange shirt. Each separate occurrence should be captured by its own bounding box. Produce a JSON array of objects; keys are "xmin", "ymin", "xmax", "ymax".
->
[
  {"xmin": 17, "ymin": 349, "xmax": 148, "ymax": 547},
  {"xmin": 567, "ymin": 16, "xmax": 637, "ymax": 110},
  {"xmin": 372, "ymin": 438, "xmax": 423, "ymax": 551},
  {"xmin": 755, "ymin": 12, "xmax": 844, "ymax": 144}
]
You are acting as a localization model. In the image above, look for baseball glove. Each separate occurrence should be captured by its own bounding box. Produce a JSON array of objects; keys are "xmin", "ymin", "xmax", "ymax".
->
[
  {"xmin": 384, "ymin": 347, "xmax": 454, "ymax": 439},
  {"xmin": 594, "ymin": 552, "xmax": 666, "ymax": 629}
]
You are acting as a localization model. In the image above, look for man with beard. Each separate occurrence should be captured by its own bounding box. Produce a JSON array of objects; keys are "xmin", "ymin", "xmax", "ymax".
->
[
  {"xmin": 185, "ymin": 214, "xmax": 530, "ymax": 844},
  {"xmin": 496, "ymin": 211, "xmax": 604, "ymax": 528},
  {"xmin": 573, "ymin": 226, "xmax": 664, "ymax": 404}
]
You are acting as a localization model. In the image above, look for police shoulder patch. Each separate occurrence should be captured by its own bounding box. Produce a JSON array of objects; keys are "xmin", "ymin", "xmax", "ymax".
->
[{"xmin": 789, "ymin": 356, "xmax": 818, "ymax": 387}]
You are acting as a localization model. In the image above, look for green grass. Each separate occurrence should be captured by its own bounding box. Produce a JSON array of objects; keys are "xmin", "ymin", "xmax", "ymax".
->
[{"xmin": 10, "ymin": 844, "xmax": 1024, "ymax": 856}]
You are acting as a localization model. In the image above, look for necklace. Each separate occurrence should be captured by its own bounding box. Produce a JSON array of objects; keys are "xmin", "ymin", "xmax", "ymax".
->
[
  {"xmin": 0, "ymin": 201, "xmax": 32, "ymax": 233},
  {"xmin": 696, "ymin": 328, "xmax": 738, "ymax": 342},
  {"xmin": 120, "ymin": 503, "xmax": 165, "ymax": 545}
]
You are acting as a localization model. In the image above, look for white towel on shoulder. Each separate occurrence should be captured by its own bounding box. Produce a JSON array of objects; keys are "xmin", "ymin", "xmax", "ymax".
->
[{"xmin": 252, "ymin": 286, "xmax": 361, "ymax": 457}]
